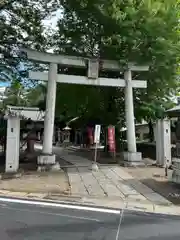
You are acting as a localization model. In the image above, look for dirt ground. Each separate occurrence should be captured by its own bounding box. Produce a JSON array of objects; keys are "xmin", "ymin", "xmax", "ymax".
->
[
  {"xmin": 126, "ymin": 166, "xmax": 180, "ymax": 205},
  {"xmin": 0, "ymin": 150, "xmax": 70, "ymax": 195},
  {"xmin": 0, "ymin": 171, "xmax": 70, "ymax": 194}
]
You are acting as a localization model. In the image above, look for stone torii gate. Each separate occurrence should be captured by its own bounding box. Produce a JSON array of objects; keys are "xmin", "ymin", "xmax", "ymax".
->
[{"xmin": 22, "ymin": 48, "xmax": 149, "ymax": 169}]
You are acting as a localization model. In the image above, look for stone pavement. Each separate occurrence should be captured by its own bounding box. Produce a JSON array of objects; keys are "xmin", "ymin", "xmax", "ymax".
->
[
  {"xmin": 0, "ymin": 144, "xmax": 178, "ymax": 216},
  {"xmin": 0, "ymin": 144, "xmax": 173, "ymax": 216},
  {"xmin": 54, "ymin": 146, "xmax": 92, "ymax": 167},
  {"xmin": 59, "ymin": 150, "xmax": 171, "ymax": 206}
]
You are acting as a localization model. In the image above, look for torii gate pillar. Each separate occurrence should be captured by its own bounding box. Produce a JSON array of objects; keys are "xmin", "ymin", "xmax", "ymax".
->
[
  {"xmin": 123, "ymin": 69, "xmax": 142, "ymax": 166},
  {"xmin": 37, "ymin": 63, "xmax": 60, "ymax": 171}
]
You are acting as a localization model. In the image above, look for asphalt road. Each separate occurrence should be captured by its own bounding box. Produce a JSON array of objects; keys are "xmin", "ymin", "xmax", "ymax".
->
[{"xmin": 0, "ymin": 198, "xmax": 180, "ymax": 239}]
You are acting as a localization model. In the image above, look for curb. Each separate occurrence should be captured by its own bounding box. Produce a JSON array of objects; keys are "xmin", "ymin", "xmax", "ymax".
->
[
  {"xmin": 0, "ymin": 190, "xmax": 171, "ymax": 206},
  {"xmin": 0, "ymin": 190, "xmax": 179, "ymax": 216}
]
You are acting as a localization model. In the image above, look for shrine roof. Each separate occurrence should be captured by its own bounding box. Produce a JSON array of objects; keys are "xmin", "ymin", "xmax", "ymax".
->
[{"xmin": 4, "ymin": 106, "xmax": 45, "ymax": 121}]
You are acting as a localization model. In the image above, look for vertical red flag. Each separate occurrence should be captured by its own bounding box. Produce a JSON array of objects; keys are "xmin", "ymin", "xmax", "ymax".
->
[
  {"xmin": 87, "ymin": 127, "xmax": 93, "ymax": 145},
  {"xmin": 108, "ymin": 125, "xmax": 116, "ymax": 152}
]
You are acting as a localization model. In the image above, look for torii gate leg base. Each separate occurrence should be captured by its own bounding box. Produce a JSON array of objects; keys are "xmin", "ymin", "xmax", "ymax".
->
[
  {"xmin": 122, "ymin": 152, "xmax": 145, "ymax": 167},
  {"xmin": 37, "ymin": 154, "xmax": 61, "ymax": 172}
]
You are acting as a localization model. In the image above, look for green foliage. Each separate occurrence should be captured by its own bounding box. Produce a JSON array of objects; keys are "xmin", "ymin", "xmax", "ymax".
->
[
  {"xmin": 25, "ymin": 82, "xmax": 47, "ymax": 108},
  {"xmin": 135, "ymin": 99, "xmax": 176, "ymax": 122},
  {"xmin": 1, "ymin": 0, "xmax": 180, "ymax": 126},
  {"xmin": 0, "ymin": 0, "xmax": 53, "ymax": 83},
  {"xmin": 51, "ymin": 0, "xmax": 180, "ymax": 124},
  {"xmin": 2, "ymin": 78, "xmax": 27, "ymax": 107},
  {"xmin": 1, "ymin": 78, "xmax": 47, "ymax": 109}
]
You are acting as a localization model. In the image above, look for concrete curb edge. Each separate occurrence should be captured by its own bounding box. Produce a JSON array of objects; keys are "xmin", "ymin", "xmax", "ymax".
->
[{"xmin": 0, "ymin": 190, "xmax": 179, "ymax": 216}]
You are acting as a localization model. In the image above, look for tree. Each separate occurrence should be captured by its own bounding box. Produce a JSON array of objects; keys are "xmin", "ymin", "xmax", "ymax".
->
[
  {"xmin": 2, "ymin": 78, "xmax": 27, "ymax": 107},
  {"xmin": 51, "ymin": 0, "xmax": 180, "ymax": 127},
  {"xmin": 135, "ymin": 98, "xmax": 176, "ymax": 141},
  {"xmin": 2, "ymin": 79, "xmax": 47, "ymax": 109},
  {"xmin": 25, "ymin": 82, "xmax": 47, "ymax": 108},
  {"xmin": 0, "ymin": 0, "xmax": 55, "ymax": 85}
]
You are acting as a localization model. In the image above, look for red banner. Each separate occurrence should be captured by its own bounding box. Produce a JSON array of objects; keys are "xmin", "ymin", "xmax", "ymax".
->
[
  {"xmin": 87, "ymin": 127, "xmax": 93, "ymax": 145},
  {"xmin": 108, "ymin": 126, "xmax": 116, "ymax": 152}
]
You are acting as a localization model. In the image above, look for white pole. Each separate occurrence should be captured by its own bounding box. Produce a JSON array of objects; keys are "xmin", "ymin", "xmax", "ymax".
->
[
  {"xmin": 94, "ymin": 142, "xmax": 98, "ymax": 163},
  {"xmin": 124, "ymin": 69, "xmax": 137, "ymax": 152},
  {"xmin": 42, "ymin": 63, "xmax": 57, "ymax": 154},
  {"xmin": 92, "ymin": 142, "xmax": 99, "ymax": 171}
]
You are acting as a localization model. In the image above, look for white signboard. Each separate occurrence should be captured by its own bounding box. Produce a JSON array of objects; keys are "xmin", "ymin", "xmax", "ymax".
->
[{"xmin": 94, "ymin": 125, "xmax": 101, "ymax": 144}]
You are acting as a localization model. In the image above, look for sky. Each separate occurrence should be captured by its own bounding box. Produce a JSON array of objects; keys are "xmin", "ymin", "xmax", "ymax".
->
[{"xmin": 0, "ymin": 82, "xmax": 10, "ymax": 87}]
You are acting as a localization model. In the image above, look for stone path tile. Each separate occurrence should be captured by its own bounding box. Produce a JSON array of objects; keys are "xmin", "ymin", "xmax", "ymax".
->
[
  {"xmin": 57, "ymin": 152, "xmax": 171, "ymax": 205},
  {"xmin": 101, "ymin": 167, "xmax": 138, "ymax": 195},
  {"xmin": 126, "ymin": 179, "xmax": 155, "ymax": 194},
  {"xmin": 92, "ymin": 170, "xmax": 124, "ymax": 198},
  {"xmin": 144, "ymin": 193, "xmax": 171, "ymax": 205},
  {"xmin": 53, "ymin": 146, "xmax": 92, "ymax": 167},
  {"xmin": 123, "ymin": 177, "xmax": 171, "ymax": 204},
  {"xmin": 77, "ymin": 167, "xmax": 105, "ymax": 197},
  {"xmin": 111, "ymin": 166, "xmax": 134, "ymax": 180},
  {"xmin": 104, "ymin": 167, "xmax": 146, "ymax": 201},
  {"xmin": 60, "ymin": 154, "xmax": 91, "ymax": 167},
  {"xmin": 67, "ymin": 168, "xmax": 88, "ymax": 196}
]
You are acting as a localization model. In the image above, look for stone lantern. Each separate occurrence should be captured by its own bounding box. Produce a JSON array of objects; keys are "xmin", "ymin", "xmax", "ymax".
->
[{"xmin": 62, "ymin": 126, "xmax": 71, "ymax": 146}]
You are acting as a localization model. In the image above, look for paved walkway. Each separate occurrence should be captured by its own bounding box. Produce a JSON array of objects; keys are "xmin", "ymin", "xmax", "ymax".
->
[
  {"xmin": 31, "ymin": 145, "xmax": 172, "ymax": 206},
  {"xmin": 0, "ymin": 145, "xmax": 177, "ymax": 215},
  {"xmin": 58, "ymin": 148, "xmax": 171, "ymax": 205}
]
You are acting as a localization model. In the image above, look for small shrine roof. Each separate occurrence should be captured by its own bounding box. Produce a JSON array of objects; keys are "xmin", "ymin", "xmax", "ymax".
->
[{"xmin": 4, "ymin": 106, "xmax": 45, "ymax": 121}]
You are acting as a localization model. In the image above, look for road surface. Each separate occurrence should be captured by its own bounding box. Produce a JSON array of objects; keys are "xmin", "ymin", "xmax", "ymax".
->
[{"xmin": 0, "ymin": 197, "xmax": 180, "ymax": 239}]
